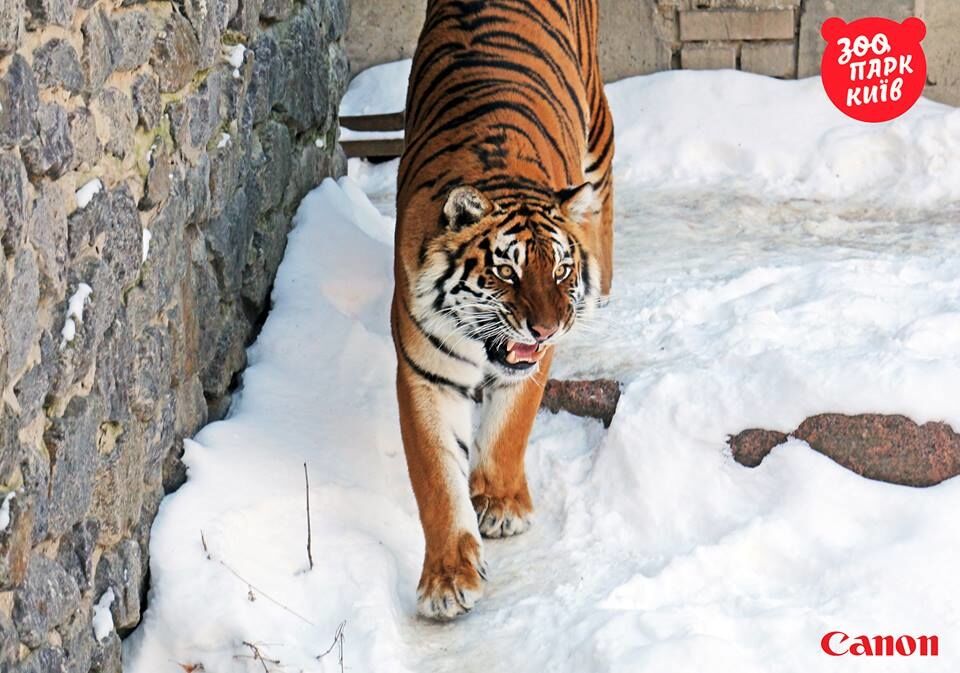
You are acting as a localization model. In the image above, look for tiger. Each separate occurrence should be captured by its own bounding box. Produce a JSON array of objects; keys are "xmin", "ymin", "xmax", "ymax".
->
[{"xmin": 391, "ymin": 0, "xmax": 614, "ymax": 620}]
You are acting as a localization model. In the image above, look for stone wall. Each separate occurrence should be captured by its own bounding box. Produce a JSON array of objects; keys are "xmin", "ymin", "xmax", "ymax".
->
[
  {"xmin": 0, "ymin": 0, "xmax": 348, "ymax": 668},
  {"xmin": 345, "ymin": 0, "xmax": 960, "ymax": 107}
]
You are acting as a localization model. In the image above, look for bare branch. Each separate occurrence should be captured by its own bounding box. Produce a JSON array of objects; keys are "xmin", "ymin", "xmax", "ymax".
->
[{"xmin": 304, "ymin": 462, "xmax": 314, "ymax": 571}]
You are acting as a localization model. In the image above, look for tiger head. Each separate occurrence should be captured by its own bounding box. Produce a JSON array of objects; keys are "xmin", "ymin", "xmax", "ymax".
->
[{"xmin": 416, "ymin": 184, "xmax": 602, "ymax": 379}]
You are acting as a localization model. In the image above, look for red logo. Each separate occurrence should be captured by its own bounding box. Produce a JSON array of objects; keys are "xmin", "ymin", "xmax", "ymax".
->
[
  {"xmin": 820, "ymin": 16, "xmax": 927, "ymax": 123},
  {"xmin": 821, "ymin": 631, "xmax": 939, "ymax": 657}
]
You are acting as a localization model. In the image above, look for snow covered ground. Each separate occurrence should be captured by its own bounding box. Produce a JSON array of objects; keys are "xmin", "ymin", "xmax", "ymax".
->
[{"xmin": 124, "ymin": 65, "xmax": 960, "ymax": 673}]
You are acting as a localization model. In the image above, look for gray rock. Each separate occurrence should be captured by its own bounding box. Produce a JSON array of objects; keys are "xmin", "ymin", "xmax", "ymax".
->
[
  {"xmin": 22, "ymin": 102, "xmax": 75, "ymax": 178},
  {"xmin": 68, "ymin": 107, "xmax": 102, "ymax": 169},
  {"xmin": 0, "ymin": 609, "xmax": 17, "ymax": 668},
  {"xmin": 81, "ymin": 9, "xmax": 120, "ymax": 93},
  {"xmin": 13, "ymin": 555, "xmax": 81, "ymax": 647},
  {"xmin": 247, "ymin": 32, "xmax": 280, "ymax": 124},
  {"xmin": 57, "ymin": 519, "xmax": 100, "ymax": 590},
  {"xmin": 17, "ymin": 647, "xmax": 68, "ymax": 673},
  {"xmin": 0, "ymin": 54, "xmax": 40, "ymax": 148},
  {"xmin": 260, "ymin": 0, "xmax": 293, "ymax": 21},
  {"xmin": 0, "ymin": 150, "xmax": 29, "ymax": 254},
  {"xmin": 28, "ymin": 180, "xmax": 70, "ymax": 300},
  {"xmin": 0, "ymin": 486, "xmax": 33, "ymax": 590},
  {"xmin": 60, "ymin": 610, "xmax": 96, "ymax": 673},
  {"xmin": 179, "ymin": 0, "xmax": 236, "ymax": 70},
  {"xmin": 151, "ymin": 11, "xmax": 200, "ymax": 93},
  {"xmin": 90, "ymin": 630, "xmax": 120, "ymax": 673},
  {"xmin": 95, "ymin": 88, "xmax": 135, "ymax": 160},
  {"xmin": 0, "ymin": 0, "xmax": 24, "ymax": 55},
  {"xmin": 68, "ymin": 186, "xmax": 143, "ymax": 293},
  {"xmin": 94, "ymin": 539, "xmax": 142, "ymax": 632},
  {"xmin": 255, "ymin": 120, "xmax": 292, "ymax": 214},
  {"xmin": 5, "ymin": 249, "xmax": 40, "ymax": 377},
  {"xmin": 140, "ymin": 138, "xmax": 171, "ymax": 210},
  {"xmin": 33, "ymin": 39, "xmax": 84, "ymax": 93},
  {"xmin": 242, "ymin": 209, "xmax": 288, "ymax": 316},
  {"xmin": 112, "ymin": 9, "xmax": 159, "ymax": 71},
  {"xmin": 43, "ymin": 394, "xmax": 102, "ymax": 537},
  {"xmin": 229, "ymin": 0, "xmax": 264, "ymax": 35},
  {"xmin": 131, "ymin": 74, "xmax": 161, "ymax": 129},
  {"xmin": 25, "ymin": 0, "xmax": 77, "ymax": 28}
]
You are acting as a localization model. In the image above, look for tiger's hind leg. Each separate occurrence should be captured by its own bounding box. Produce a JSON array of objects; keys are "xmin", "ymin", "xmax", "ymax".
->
[{"xmin": 470, "ymin": 348, "xmax": 554, "ymax": 538}]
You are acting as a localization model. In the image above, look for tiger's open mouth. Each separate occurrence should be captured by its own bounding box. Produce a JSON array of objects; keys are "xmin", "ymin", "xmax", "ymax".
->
[{"xmin": 484, "ymin": 338, "xmax": 546, "ymax": 371}]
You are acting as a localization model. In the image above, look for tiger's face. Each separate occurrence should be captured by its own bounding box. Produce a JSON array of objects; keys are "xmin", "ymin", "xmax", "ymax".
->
[{"xmin": 416, "ymin": 185, "xmax": 601, "ymax": 379}]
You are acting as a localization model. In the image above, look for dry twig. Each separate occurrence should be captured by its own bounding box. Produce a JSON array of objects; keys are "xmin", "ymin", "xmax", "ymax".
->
[
  {"xmin": 316, "ymin": 621, "xmax": 346, "ymax": 673},
  {"xmin": 304, "ymin": 462, "xmax": 314, "ymax": 571}
]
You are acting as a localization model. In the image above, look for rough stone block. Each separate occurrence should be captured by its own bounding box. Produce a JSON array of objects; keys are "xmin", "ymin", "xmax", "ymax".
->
[
  {"xmin": 93, "ymin": 89, "xmax": 136, "ymax": 160},
  {"xmin": 33, "ymin": 39, "xmax": 85, "ymax": 94},
  {"xmin": 25, "ymin": 0, "xmax": 77, "ymax": 28},
  {"xmin": 0, "ymin": 54, "xmax": 40, "ymax": 148},
  {"xmin": 680, "ymin": 9, "xmax": 796, "ymax": 41},
  {"xmin": 68, "ymin": 107, "xmax": 102, "ymax": 169},
  {"xmin": 22, "ymin": 102, "xmax": 75, "ymax": 178},
  {"xmin": 13, "ymin": 555, "xmax": 80, "ymax": 647},
  {"xmin": 112, "ymin": 9, "xmax": 159, "ymax": 71},
  {"xmin": 0, "ymin": 0, "xmax": 24, "ymax": 55},
  {"xmin": 131, "ymin": 74, "xmax": 162, "ymax": 130},
  {"xmin": 741, "ymin": 40, "xmax": 797, "ymax": 78},
  {"xmin": 81, "ymin": 8, "xmax": 121, "ymax": 93},
  {"xmin": 681, "ymin": 42, "xmax": 738, "ymax": 69},
  {"xmin": 151, "ymin": 11, "xmax": 200, "ymax": 93}
]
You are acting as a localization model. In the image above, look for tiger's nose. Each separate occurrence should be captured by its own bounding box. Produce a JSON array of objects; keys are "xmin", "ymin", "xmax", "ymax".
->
[{"xmin": 530, "ymin": 323, "xmax": 558, "ymax": 342}]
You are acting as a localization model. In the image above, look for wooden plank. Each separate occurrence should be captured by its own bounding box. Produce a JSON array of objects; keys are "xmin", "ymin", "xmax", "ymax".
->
[
  {"xmin": 341, "ymin": 137, "xmax": 405, "ymax": 159},
  {"xmin": 339, "ymin": 111, "xmax": 405, "ymax": 132}
]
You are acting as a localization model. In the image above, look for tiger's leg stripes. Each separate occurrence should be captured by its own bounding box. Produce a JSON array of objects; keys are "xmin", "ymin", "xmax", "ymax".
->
[
  {"xmin": 393, "ymin": 299, "xmax": 487, "ymax": 620},
  {"xmin": 470, "ymin": 347, "xmax": 555, "ymax": 538}
]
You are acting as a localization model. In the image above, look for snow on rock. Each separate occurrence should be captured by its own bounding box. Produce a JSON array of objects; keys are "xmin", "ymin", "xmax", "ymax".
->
[
  {"xmin": 217, "ymin": 132, "xmax": 231, "ymax": 149},
  {"xmin": 60, "ymin": 283, "xmax": 93, "ymax": 348},
  {"xmin": 92, "ymin": 588, "xmax": 115, "ymax": 642},
  {"xmin": 75, "ymin": 178, "xmax": 103, "ymax": 209},
  {"xmin": 142, "ymin": 229, "xmax": 152, "ymax": 263},
  {"xmin": 127, "ymin": 67, "xmax": 960, "ymax": 673},
  {"xmin": 0, "ymin": 491, "xmax": 15, "ymax": 532}
]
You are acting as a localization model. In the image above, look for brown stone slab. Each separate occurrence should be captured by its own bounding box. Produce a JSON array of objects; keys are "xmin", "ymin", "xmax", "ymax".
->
[
  {"xmin": 541, "ymin": 379, "xmax": 622, "ymax": 427},
  {"xmin": 729, "ymin": 414, "xmax": 960, "ymax": 487}
]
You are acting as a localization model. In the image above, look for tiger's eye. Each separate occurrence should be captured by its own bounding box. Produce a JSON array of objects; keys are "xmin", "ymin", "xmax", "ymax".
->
[
  {"xmin": 554, "ymin": 265, "xmax": 571, "ymax": 282},
  {"xmin": 496, "ymin": 265, "xmax": 514, "ymax": 281}
]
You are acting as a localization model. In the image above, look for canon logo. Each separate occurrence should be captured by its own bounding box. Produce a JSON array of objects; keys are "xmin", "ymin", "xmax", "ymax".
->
[{"xmin": 821, "ymin": 631, "xmax": 939, "ymax": 657}]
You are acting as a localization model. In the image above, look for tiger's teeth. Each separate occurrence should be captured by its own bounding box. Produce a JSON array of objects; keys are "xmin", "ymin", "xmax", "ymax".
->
[
  {"xmin": 505, "ymin": 351, "xmax": 518, "ymax": 364},
  {"xmin": 507, "ymin": 340, "xmax": 516, "ymax": 351}
]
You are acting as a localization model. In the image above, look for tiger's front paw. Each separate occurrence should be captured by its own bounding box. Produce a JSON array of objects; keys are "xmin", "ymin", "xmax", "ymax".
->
[
  {"xmin": 471, "ymin": 492, "xmax": 533, "ymax": 538},
  {"xmin": 417, "ymin": 532, "xmax": 487, "ymax": 620}
]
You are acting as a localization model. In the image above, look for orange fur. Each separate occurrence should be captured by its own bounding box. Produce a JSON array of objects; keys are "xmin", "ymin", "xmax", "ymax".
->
[{"xmin": 393, "ymin": 0, "xmax": 613, "ymax": 619}]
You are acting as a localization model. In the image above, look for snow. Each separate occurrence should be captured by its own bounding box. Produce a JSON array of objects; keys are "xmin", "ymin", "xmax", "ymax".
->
[
  {"xmin": 75, "ymin": 178, "xmax": 103, "ymax": 209},
  {"xmin": 225, "ymin": 43, "xmax": 246, "ymax": 68},
  {"xmin": 127, "ymin": 65, "xmax": 960, "ymax": 673},
  {"xmin": 60, "ymin": 283, "xmax": 93, "ymax": 348},
  {"xmin": 0, "ymin": 491, "xmax": 14, "ymax": 532},
  {"xmin": 217, "ymin": 133, "xmax": 231, "ymax": 149},
  {"xmin": 93, "ymin": 588, "xmax": 116, "ymax": 642},
  {"xmin": 142, "ymin": 229, "xmax": 152, "ymax": 263},
  {"xmin": 338, "ymin": 59, "xmax": 410, "ymax": 142}
]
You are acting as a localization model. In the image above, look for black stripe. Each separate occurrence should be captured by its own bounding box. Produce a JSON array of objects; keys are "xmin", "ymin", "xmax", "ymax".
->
[
  {"xmin": 402, "ymin": 296, "xmax": 478, "ymax": 366},
  {"xmin": 396, "ymin": 334, "xmax": 472, "ymax": 398}
]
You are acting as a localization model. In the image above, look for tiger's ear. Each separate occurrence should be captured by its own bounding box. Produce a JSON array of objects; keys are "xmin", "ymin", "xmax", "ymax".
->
[
  {"xmin": 443, "ymin": 186, "xmax": 494, "ymax": 230},
  {"xmin": 557, "ymin": 182, "xmax": 597, "ymax": 224}
]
